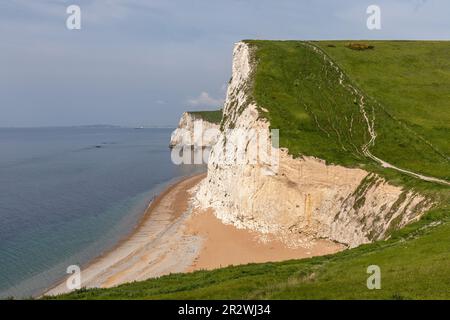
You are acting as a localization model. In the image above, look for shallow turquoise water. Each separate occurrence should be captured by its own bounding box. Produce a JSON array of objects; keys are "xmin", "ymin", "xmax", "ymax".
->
[{"xmin": 0, "ymin": 127, "xmax": 204, "ymax": 298}]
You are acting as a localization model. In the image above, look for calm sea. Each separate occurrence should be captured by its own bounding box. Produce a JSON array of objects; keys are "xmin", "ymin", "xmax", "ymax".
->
[{"xmin": 0, "ymin": 127, "xmax": 205, "ymax": 298}]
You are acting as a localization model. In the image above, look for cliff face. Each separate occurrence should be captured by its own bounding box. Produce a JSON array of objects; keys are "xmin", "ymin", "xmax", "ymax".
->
[
  {"xmin": 170, "ymin": 112, "xmax": 221, "ymax": 148},
  {"xmin": 194, "ymin": 42, "xmax": 433, "ymax": 248}
]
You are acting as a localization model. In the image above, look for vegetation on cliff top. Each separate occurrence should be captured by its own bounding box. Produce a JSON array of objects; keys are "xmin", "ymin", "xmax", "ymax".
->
[
  {"xmin": 187, "ymin": 110, "xmax": 223, "ymax": 124},
  {"xmin": 245, "ymin": 40, "xmax": 449, "ymax": 183}
]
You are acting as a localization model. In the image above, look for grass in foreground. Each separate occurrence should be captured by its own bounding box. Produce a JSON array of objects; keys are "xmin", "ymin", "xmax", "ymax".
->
[{"xmin": 47, "ymin": 208, "xmax": 450, "ymax": 300}]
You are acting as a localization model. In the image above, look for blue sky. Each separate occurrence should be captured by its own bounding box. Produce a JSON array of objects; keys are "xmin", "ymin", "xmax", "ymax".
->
[{"xmin": 1, "ymin": 0, "xmax": 449, "ymax": 127}]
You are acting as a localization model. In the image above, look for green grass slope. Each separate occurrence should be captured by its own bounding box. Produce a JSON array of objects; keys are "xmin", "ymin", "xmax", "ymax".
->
[
  {"xmin": 49, "ymin": 41, "xmax": 450, "ymax": 300},
  {"xmin": 317, "ymin": 41, "xmax": 450, "ymax": 159},
  {"xmin": 246, "ymin": 40, "xmax": 449, "ymax": 182}
]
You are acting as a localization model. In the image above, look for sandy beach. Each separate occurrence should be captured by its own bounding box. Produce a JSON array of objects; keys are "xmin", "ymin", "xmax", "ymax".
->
[
  {"xmin": 186, "ymin": 209, "xmax": 344, "ymax": 271},
  {"xmin": 44, "ymin": 173, "xmax": 344, "ymax": 297}
]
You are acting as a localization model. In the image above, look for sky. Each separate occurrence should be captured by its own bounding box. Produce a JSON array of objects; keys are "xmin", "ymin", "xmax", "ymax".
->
[{"xmin": 1, "ymin": 0, "xmax": 449, "ymax": 127}]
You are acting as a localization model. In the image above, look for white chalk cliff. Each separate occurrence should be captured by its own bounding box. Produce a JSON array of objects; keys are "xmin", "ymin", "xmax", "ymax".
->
[
  {"xmin": 193, "ymin": 42, "xmax": 433, "ymax": 248},
  {"xmin": 170, "ymin": 112, "xmax": 221, "ymax": 148}
]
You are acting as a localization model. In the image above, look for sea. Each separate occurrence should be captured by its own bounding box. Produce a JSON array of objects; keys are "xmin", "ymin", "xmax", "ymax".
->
[{"xmin": 0, "ymin": 127, "xmax": 205, "ymax": 298}]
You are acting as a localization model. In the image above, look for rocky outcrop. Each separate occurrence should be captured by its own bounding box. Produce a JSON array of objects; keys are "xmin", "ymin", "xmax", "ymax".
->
[
  {"xmin": 194, "ymin": 42, "xmax": 433, "ymax": 248},
  {"xmin": 170, "ymin": 112, "xmax": 221, "ymax": 148}
]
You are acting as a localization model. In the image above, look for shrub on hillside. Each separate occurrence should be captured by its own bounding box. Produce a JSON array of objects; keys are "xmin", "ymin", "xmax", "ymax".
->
[{"xmin": 346, "ymin": 43, "xmax": 375, "ymax": 50}]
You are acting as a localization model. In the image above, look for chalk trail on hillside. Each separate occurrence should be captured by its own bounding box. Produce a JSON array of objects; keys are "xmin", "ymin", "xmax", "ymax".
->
[{"xmin": 307, "ymin": 42, "xmax": 450, "ymax": 187}]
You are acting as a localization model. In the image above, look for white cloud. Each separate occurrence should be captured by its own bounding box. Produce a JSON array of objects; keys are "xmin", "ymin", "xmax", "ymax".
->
[{"xmin": 187, "ymin": 92, "xmax": 223, "ymax": 108}]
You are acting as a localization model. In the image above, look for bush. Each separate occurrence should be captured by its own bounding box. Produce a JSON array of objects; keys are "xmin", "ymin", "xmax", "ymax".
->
[{"xmin": 346, "ymin": 43, "xmax": 375, "ymax": 50}]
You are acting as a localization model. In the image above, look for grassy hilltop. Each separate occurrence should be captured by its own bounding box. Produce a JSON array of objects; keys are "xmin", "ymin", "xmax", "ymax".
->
[
  {"xmin": 187, "ymin": 110, "xmax": 223, "ymax": 124},
  {"xmin": 247, "ymin": 40, "xmax": 449, "ymax": 182},
  {"xmin": 51, "ymin": 41, "xmax": 450, "ymax": 300}
]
